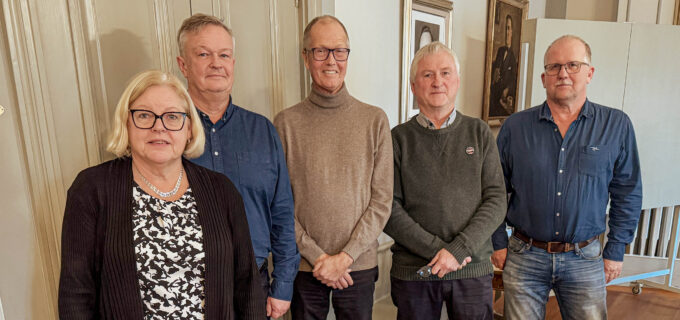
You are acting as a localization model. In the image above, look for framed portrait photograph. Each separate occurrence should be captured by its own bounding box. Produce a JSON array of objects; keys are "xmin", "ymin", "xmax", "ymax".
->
[
  {"xmin": 482, "ymin": 0, "xmax": 528, "ymax": 124},
  {"xmin": 400, "ymin": 0, "xmax": 454, "ymax": 123}
]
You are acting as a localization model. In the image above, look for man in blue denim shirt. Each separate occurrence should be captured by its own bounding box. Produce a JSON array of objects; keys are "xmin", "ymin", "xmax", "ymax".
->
[
  {"xmin": 177, "ymin": 14, "xmax": 299, "ymax": 318},
  {"xmin": 490, "ymin": 35, "xmax": 642, "ymax": 319}
]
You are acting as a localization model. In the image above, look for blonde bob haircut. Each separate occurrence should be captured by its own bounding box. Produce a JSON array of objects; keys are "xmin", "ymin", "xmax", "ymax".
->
[
  {"xmin": 410, "ymin": 41, "xmax": 461, "ymax": 83},
  {"xmin": 106, "ymin": 70, "xmax": 205, "ymax": 158}
]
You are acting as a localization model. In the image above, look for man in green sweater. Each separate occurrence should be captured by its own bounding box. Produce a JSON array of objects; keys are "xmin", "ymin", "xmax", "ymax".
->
[
  {"xmin": 384, "ymin": 41, "xmax": 506, "ymax": 319},
  {"xmin": 274, "ymin": 15, "xmax": 393, "ymax": 320}
]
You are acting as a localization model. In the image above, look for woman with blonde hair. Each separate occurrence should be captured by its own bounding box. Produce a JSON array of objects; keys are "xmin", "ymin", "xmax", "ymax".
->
[{"xmin": 58, "ymin": 70, "xmax": 264, "ymax": 319}]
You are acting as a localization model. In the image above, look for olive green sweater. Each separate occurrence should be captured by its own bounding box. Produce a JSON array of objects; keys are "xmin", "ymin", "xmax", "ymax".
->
[
  {"xmin": 274, "ymin": 84, "xmax": 393, "ymax": 272},
  {"xmin": 385, "ymin": 112, "xmax": 506, "ymax": 280}
]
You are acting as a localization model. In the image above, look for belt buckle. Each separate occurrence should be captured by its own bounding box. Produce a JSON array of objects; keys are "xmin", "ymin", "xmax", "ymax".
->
[{"xmin": 546, "ymin": 242, "xmax": 562, "ymax": 253}]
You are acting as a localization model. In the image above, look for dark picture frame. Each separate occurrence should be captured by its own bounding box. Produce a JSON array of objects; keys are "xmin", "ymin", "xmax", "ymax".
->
[{"xmin": 482, "ymin": 0, "xmax": 528, "ymax": 124}]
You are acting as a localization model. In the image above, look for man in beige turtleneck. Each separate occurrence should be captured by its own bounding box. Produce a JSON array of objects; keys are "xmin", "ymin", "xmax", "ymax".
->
[{"xmin": 274, "ymin": 15, "xmax": 393, "ymax": 320}]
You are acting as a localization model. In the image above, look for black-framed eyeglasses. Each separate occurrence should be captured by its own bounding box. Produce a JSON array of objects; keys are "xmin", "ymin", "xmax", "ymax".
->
[
  {"xmin": 304, "ymin": 47, "xmax": 351, "ymax": 61},
  {"xmin": 129, "ymin": 109, "xmax": 187, "ymax": 131},
  {"xmin": 544, "ymin": 61, "xmax": 589, "ymax": 76}
]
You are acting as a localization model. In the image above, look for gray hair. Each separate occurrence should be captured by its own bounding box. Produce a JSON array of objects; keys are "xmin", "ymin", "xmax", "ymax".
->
[
  {"xmin": 410, "ymin": 41, "xmax": 460, "ymax": 83},
  {"xmin": 302, "ymin": 15, "xmax": 350, "ymax": 49},
  {"xmin": 544, "ymin": 35, "xmax": 592, "ymax": 65},
  {"xmin": 177, "ymin": 13, "xmax": 235, "ymax": 57}
]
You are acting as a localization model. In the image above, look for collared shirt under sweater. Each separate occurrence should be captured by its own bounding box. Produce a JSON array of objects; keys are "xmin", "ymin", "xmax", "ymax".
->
[{"xmin": 386, "ymin": 112, "xmax": 507, "ymax": 281}]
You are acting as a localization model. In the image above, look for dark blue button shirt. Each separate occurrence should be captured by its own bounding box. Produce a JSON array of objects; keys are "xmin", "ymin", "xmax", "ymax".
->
[
  {"xmin": 491, "ymin": 100, "xmax": 642, "ymax": 261},
  {"xmin": 190, "ymin": 99, "xmax": 300, "ymax": 300}
]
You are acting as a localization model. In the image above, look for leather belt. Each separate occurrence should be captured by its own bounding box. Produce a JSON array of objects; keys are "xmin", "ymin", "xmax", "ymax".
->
[{"xmin": 513, "ymin": 231, "xmax": 597, "ymax": 253}]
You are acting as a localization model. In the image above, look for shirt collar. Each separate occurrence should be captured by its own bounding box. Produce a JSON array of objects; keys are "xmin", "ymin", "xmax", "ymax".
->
[
  {"xmin": 416, "ymin": 110, "xmax": 457, "ymax": 130},
  {"xmin": 196, "ymin": 96, "xmax": 234, "ymax": 127},
  {"xmin": 538, "ymin": 98, "xmax": 593, "ymax": 122},
  {"xmin": 580, "ymin": 99, "xmax": 594, "ymax": 118}
]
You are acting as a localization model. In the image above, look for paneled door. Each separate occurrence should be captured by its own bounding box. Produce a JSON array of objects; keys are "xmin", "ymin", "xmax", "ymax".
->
[{"xmin": 224, "ymin": 0, "xmax": 304, "ymax": 118}]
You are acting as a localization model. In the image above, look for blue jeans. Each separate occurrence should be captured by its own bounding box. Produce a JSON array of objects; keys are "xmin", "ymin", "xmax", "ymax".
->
[{"xmin": 503, "ymin": 235, "xmax": 607, "ymax": 320}]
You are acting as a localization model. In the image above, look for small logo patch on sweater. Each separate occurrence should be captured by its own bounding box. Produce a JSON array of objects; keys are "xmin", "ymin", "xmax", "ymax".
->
[{"xmin": 465, "ymin": 147, "xmax": 475, "ymax": 155}]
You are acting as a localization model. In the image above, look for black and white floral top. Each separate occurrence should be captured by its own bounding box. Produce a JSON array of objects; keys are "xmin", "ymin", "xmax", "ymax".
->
[{"xmin": 132, "ymin": 184, "xmax": 206, "ymax": 319}]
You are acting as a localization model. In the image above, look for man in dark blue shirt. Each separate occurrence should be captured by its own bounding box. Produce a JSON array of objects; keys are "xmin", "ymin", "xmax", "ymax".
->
[
  {"xmin": 491, "ymin": 35, "xmax": 642, "ymax": 319},
  {"xmin": 176, "ymin": 14, "xmax": 299, "ymax": 319}
]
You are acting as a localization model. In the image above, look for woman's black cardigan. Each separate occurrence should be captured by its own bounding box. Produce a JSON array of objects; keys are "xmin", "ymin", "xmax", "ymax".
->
[{"xmin": 58, "ymin": 157, "xmax": 264, "ymax": 319}]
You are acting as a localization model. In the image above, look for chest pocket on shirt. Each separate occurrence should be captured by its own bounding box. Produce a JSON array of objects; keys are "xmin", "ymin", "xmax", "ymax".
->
[
  {"xmin": 578, "ymin": 145, "xmax": 610, "ymax": 177},
  {"xmin": 236, "ymin": 151, "xmax": 276, "ymax": 194}
]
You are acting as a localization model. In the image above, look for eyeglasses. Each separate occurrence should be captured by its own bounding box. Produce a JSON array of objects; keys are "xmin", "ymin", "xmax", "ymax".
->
[
  {"xmin": 304, "ymin": 47, "xmax": 351, "ymax": 61},
  {"xmin": 544, "ymin": 61, "xmax": 589, "ymax": 76},
  {"xmin": 129, "ymin": 109, "xmax": 187, "ymax": 131}
]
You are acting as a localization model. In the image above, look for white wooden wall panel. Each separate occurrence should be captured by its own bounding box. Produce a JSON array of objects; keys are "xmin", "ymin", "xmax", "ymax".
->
[
  {"xmin": 191, "ymin": 0, "xmax": 218, "ymax": 17},
  {"xmin": 617, "ymin": 0, "xmax": 678, "ymax": 24},
  {"xmin": 2, "ymin": 1, "xmax": 77, "ymax": 314},
  {"xmin": 67, "ymin": 0, "xmax": 108, "ymax": 164},
  {"xmin": 622, "ymin": 23, "xmax": 680, "ymax": 208},
  {"xmin": 522, "ymin": 19, "xmax": 631, "ymax": 110},
  {"xmin": 658, "ymin": 0, "xmax": 677, "ymax": 23},
  {"xmin": 34, "ymin": 1, "xmax": 91, "ymax": 191},
  {"xmin": 229, "ymin": 0, "xmax": 274, "ymax": 118},
  {"xmin": 93, "ymin": 0, "xmax": 159, "ymax": 129},
  {"xmin": 565, "ymin": 0, "xmax": 618, "ymax": 21},
  {"xmin": 628, "ymin": 0, "xmax": 665, "ymax": 22},
  {"xmin": 335, "ymin": 0, "xmax": 402, "ymax": 126},
  {"xmin": 521, "ymin": 19, "xmax": 680, "ymax": 208},
  {"xmin": 0, "ymin": 5, "xmax": 53, "ymax": 318},
  {"xmin": 0, "ymin": 0, "xmax": 104, "ymax": 316},
  {"xmin": 273, "ymin": 0, "xmax": 303, "ymax": 112}
]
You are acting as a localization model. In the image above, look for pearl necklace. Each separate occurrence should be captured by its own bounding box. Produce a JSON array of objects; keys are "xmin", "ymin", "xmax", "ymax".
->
[{"xmin": 135, "ymin": 164, "xmax": 183, "ymax": 198}]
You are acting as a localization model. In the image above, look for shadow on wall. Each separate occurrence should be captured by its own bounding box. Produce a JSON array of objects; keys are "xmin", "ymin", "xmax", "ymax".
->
[
  {"xmin": 460, "ymin": 36, "xmax": 485, "ymax": 119},
  {"xmin": 98, "ymin": 28, "xmax": 152, "ymax": 157}
]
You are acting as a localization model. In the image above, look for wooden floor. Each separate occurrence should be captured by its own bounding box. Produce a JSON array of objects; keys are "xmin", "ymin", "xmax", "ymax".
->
[{"xmin": 493, "ymin": 285, "xmax": 680, "ymax": 320}]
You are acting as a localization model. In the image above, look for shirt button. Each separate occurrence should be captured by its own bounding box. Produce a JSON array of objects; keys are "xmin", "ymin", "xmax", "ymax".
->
[
  {"xmin": 555, "ymin": 232, "xmax": 559, "ymax": 235},
  {"xmin": 556, "ymin": 212, "xmax": 560, "ymax": 216},
  {"xmin": 214, "ymin": 151, "xmax": 219, "ymax": 156},
  {"xmin": 561, "ymin": 148, "xmax": 565, "ymax": 151},
  {"xmin": 559, "ymin": 169, "xmax": 563, "ymax": 174},
  {"xmin": 211, "ymin": 128, "xmax": 216, "ymax": 133},
  {"xmin": 554, "ymin": 128, "xmax": 558, "ymax": 132},
  {"xmin": 557, "ymin": 192, "xmax": 562, "ymax": 196}
]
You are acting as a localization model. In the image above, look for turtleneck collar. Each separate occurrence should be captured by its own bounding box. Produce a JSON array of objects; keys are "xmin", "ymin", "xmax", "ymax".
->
[{"xmin": 308, "ymin": 83, "xmax": 351, "ymax": 109}]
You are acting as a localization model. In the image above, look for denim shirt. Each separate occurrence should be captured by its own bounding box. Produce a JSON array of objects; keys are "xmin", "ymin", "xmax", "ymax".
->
[
  {"xmin": 190, "ymin": 99, "xmax": 300, "ymax": 300},
  {"xmin": 491, "ymin": 100, "xmax": 642, "ymax": 261}
]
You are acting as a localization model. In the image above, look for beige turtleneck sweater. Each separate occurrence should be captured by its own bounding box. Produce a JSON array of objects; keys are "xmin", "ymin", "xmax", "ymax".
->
[{"xmin": 273, "ymin": 84, "xmax": 393, "ymax": 272}]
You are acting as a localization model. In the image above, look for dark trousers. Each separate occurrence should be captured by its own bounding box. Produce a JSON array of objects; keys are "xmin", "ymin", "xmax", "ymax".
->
[
  {"xmin": 291, "ymin": 267, "xmax": 378, "ymax": 320},
  {"xmin": 390, "ymin": 274, "xmax": 494, "ymax": 320}
]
